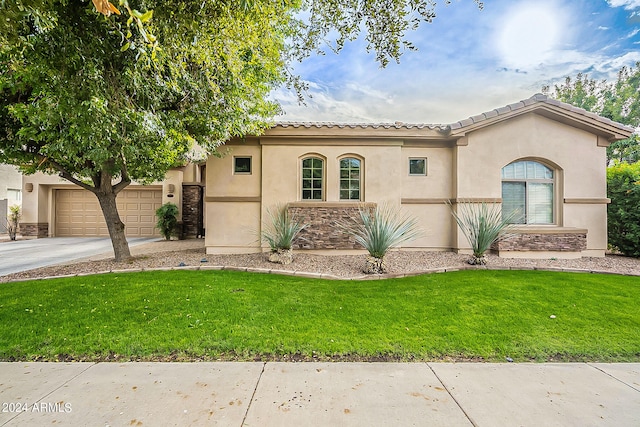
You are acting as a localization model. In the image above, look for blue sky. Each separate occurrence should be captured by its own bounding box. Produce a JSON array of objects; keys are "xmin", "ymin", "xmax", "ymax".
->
[{"xmin": 273, "ymin": 0, "xmax": 640, "ymax": 124}]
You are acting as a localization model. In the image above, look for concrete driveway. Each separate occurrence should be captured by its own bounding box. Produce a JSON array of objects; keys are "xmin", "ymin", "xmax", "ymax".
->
[{"xmin": 0, "ymin": 237, "xmax": 158, "ymax": 276}]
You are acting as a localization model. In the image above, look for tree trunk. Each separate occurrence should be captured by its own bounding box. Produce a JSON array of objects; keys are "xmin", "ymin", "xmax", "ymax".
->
[{"xmin": 95, "ymin": 189, "xmax": 131, "ymax": 262}]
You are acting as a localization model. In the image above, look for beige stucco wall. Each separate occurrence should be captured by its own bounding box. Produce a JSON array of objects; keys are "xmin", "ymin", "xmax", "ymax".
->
[
  {"xmin": 0, "ymin": 164, "xmax": 23, "ymax": 218},
  {"xmin": 205, "ymin": 142, "xmax": 263, "ymax": 252},
  {"xmin": 204, "ymin": 111, "xmax": 614, "ymax": 257},
  {"xmin": 22, "ymin": 169, "xmax": 182, "ymax": 237},
  {"xmin": 454, "ymin": 113, "xmax": 609, "ymax": 255}
]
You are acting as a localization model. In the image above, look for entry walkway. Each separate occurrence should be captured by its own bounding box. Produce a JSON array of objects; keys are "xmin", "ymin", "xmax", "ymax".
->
[{"xmin": 1, "ymin": 362, "xmax": 639, "ymax": 426}]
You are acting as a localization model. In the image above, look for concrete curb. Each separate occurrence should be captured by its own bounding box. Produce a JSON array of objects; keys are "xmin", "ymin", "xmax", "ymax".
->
[{"xmin": 3, "ymin": 263, "xmax": 638, "ymax": 284}]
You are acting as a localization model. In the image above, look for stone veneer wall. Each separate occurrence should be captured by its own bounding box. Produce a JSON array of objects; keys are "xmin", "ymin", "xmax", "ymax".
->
[
  {"xmin": 288, "ymin": 204, "xmax": 370, "ymax": 250},
  {"xmin": 493, "ymin": 231, "xmax": 587, "ymax": 252},
  {"xmin": 182, "ymin": 184, "xmax": 204, "ymax": 238},
  {"xmin": 20, "ymin": 222, "xmax": 49, "ymax": 238}
]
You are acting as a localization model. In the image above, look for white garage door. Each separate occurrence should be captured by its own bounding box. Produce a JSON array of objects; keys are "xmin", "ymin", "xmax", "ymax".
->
[{"xmin": 55, "ymin": 189, "xmax": 163, "ymax": 237}]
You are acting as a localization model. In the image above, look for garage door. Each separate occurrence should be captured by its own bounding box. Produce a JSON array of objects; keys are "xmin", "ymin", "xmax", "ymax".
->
[{"xmin": 55, "ymin": 189, "xmax": 163, "ymax": 237}]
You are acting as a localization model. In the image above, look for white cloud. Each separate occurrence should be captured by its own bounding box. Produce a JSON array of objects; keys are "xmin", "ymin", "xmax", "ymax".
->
[
  {"xmin": 273, "ymin": 0, "xmax": 640, "ymax": 125},
  {"xmin": 607, "ymin": 0, "xmax": 640, "ymax": 10},
  {"xmin": 599, "ymin": 26, "xmax": 610, "ymax": 30}
]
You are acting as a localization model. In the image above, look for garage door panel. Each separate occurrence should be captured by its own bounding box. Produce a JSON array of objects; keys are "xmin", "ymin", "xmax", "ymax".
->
[{"xmin": 56, "ymin": 189, "xmax": 162, "ymax": 237}]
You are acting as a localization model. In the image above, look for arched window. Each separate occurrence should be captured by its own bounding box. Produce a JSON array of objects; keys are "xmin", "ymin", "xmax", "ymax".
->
[
  {"xmin": 339, "ymin": 157, "xmax": 361, "ymax": 200},
  {"xmin": 502, "ymin": 160, "xmax": 554, "ymax": 224},
  {"xmin": 301, "ymin": 157, "xmax": 324, "ymax": 200}
]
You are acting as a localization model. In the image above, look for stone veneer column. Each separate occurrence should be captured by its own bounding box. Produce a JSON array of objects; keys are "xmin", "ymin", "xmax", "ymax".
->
[
  {"xmin": 19, "ymin": 222, "xmax": 49, "ymax": 238},
  {"xmin": 288, "ymin": 203, "xmax": 374, "ymax": 250},
  {"xmin": 182, "ymin": 184, "xmax": 204, "ymax": 238}
]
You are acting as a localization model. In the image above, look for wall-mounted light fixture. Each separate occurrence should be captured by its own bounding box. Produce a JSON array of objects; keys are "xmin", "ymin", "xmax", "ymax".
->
[
  {"xmin": 167, "ymin": 183, "xmax": 175, "ymax": 198},
  {"xmin": 25, "ymin": 183, "xmax": 34, "ymax": 192}
]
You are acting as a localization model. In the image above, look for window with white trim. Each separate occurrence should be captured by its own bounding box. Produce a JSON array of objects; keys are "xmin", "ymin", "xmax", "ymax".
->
[
  {"xmin": 302, "ymin": 157, "xmax": 324, "ymax": 200},
  {"xmin": 339, "ymin": 157, "xmax": 361, "ymax": 200},
  {"xmin": 501, "ymin": 160, "xmax": 554, "ymax": 224}
]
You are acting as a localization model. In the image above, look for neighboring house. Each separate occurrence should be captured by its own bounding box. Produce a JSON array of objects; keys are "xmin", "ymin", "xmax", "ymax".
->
[
  {"xmin": 204, "ymin": 94, "xmax": 633, "ymax": 259},
  {"xmin": 20, "ymin": 164, "xmax": 205, "ymax": 239},
  {"xmin": 0, "ymin": 164, "xmax": 22, "ymax": 234}
]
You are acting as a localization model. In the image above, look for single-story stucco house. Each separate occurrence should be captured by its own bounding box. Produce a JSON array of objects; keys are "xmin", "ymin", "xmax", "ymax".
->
[
  {"xmin": 204, "ymin": 94, "xmax": 633, "ymax": 259},
  {"xmin": 19, "ymin": 94, "xmax": 634, "ymax": 259}
]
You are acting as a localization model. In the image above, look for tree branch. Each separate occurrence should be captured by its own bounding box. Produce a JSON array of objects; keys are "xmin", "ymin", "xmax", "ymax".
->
[{"xmin": 37, "ymin": 155, "xmax": 97, "ymax": 193}]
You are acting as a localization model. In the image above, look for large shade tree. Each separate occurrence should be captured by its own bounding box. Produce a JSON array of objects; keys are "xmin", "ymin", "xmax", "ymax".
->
[
  {"xmin": 543, "ymin": 65, "xmax": 640, "ymax": 164},
  {"xmin": 1, "ymin": 0, "xmax": 483, "ymax": 261}
]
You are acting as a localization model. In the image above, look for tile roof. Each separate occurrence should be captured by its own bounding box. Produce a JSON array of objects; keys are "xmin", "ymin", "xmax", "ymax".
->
[
  {"xmin": 274, "ymin": 121, "xmax": 449, "ymax": 131},
  {"xmin": 274, "ymin": 94, "xmax": 635, "ymax": 136},
  {"xmin": 448, "ymin": 93, "xmax": 635, "ymax": 133}
]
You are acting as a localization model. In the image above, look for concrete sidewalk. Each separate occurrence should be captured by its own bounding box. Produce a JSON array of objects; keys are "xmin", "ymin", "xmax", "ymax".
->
[{"xmin": 1, "ymin": 362, "xmax": 639, "ymax": 426}]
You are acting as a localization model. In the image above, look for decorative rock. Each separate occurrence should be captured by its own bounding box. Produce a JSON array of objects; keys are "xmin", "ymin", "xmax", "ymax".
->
[
  {"xmin": 363, "ymin": 256, "xmax": 387, "ymax": 274},
  {"xmin": 506, "ymin": 357, "xmax": 514, "ymax": 363},
  {"xmin": 550, "ymin": 315, "xmax": 556, "ymax": 319},
  {"xmin": 178, "ymin": 262, "xmax": 186, "ymax": 267},
  {"xmin": 268, "ymin": 248, "xmax": 293, "ymax": 265},
  {"xmin": 467, "ymin": 255, "xmax": 487, "ymax": 265}
]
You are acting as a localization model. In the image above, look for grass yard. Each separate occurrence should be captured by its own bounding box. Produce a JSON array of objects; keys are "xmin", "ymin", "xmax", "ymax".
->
[{"xmin": 0, "ymin": 269, "xmax": 639, "ymax": 362}]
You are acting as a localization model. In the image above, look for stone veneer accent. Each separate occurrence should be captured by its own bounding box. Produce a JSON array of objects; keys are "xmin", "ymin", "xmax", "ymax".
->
[
  {"xmin": 493, "ymin": 229, "xmax": 587, "ymax": 252},
  {"xmin": 20, "ymin": 222, "xmax": 49, "ymax": 238},
  {"xmin": 289, "ymin": 203, "xmax": 373, "ymax": 250},
  {"xmin": 182, "ymin": 184, "xmax": 204, "ymax": 238}
]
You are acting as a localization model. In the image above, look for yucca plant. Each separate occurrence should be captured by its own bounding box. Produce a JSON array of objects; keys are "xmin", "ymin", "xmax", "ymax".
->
[
  {"xmin": 448, "ymin": 200, "xmax": 516, "ymax": 265},
  {"xmin": 261, "ymin": 204, "xmax": 307, "ymax": 265},
  {"xmin": 342, "ymin": 203, "xmax": 421, "ymax": 274},
  {"xmin": 6, "ymin": 205, "xmax": 20, "ymax": 241}
]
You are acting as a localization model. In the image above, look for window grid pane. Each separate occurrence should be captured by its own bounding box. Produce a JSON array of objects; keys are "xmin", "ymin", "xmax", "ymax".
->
[
  {"xmin": 340, "ymin": 158, "xmax": 361, "ymax": 200},
  {"xmin": 302, "ymin": 157, "xmax": 323, "ymax": 200}
]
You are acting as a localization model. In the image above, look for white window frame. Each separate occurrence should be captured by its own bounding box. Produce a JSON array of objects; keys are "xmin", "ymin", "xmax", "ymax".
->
[
  {"xmin": 301, "ymin": 156, "xmax": 325, "ymax": 200},
  {"xmin": 409, "ymin": 157, "xmax": 427, "ymax": 176},
  {"xmin": 339, "ymin": 157, "xmax": 362, "ymax": 201},
  {"xmin": 501, "ymin": 160, "xmax": 555, "ymax": 225}
]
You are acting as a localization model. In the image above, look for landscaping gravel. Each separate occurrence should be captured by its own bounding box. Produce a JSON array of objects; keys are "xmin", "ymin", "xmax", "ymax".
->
[{"xmin": 1, "ymin": 239, "xmax": 638, "ymax": 283}]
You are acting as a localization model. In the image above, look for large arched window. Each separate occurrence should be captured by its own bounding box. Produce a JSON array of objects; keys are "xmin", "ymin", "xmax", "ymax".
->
[
  {"xmin": 301, "ymin": 157, "xmax": 324, "ymax": 200},
  {"xmin": 502, "ymin": 160, "xmax": 554, "ymax": 224},
  {"xmin": 339, "ymin": 157, "xmax": 361, "ymax": 200}
]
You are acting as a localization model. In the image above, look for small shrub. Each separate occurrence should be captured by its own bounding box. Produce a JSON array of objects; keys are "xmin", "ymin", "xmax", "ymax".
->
[
  {"xmin": 155, "ymin": 203, "xmax": 179, "ymax": 240},
  {"xmin": 6, "ymin": 205, "xmax": 20, "ymax": 241},
  {"xmin": 448, "ymin": 201, "xmax": 515, "ymax": 265},
  {"xmin": 261, "ymin": 204, "xmax": 307, "ymax": 264},
  {"xmin": 340, "ymin": 203, "xmax": 421, "ymax": 273},
  {"xmin": 607, "ymin": 162, "xmax": 640, "ymax": 257}
]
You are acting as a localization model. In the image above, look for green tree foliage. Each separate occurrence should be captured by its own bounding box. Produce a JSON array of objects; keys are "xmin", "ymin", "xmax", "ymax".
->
[
  {"xmin": 0, "ymin": 1, "xmax": 291, "ymax": 260},
  {"xmin": 0, "ymin": 1, "xmax": 482, "ymax": 261},
  {"xmin": 544, "ymin": 65, "xmax": 640, "ymax": 164},
  {"xmin": 607, "ymin": 162, "xmax": 640, "ymax": 257}
]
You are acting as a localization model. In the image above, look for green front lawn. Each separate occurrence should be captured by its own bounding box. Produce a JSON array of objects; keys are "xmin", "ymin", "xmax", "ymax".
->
[{"xmin": 1, "ymin": 270, "xmax": 639, "ymax": 362}]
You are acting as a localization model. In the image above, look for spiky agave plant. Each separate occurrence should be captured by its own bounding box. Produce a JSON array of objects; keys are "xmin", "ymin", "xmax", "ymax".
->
[
  {"xmin": 448, "ymin": 201, "xmax": 516, "ymax": 265},
  {"xmin": 344, "ymin": 203, "xmax": 421, "ymax": 274},
  {"xmin": 261, "ymin": 204, "xmax": 307, "ymax": 264}
]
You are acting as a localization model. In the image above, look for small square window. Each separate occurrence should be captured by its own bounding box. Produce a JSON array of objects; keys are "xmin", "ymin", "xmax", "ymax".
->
[
  {"xmin": 409, "ymin": 158, "xmax": 427, "ymax": 176},
  {"xmin": 234, "ymin": 157, "xmax": 252, "ymax": 174}
]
